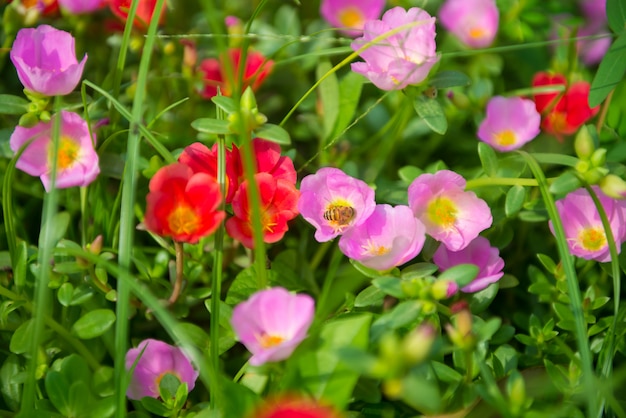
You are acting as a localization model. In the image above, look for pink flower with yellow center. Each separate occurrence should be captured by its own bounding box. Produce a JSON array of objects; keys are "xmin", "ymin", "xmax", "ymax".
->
[
  {"xmin": 298, "ymin": 167, "xmax": 376, "ymax": 242},
  {"xmin": 338, "ymin": 204, "xmax": 426, "ymax": 271},
  {"xmin": 320, "ymin": 0, "xmax": 385, "ymax": 37},
  {"xmin": 231, "ymin": 287, "xmax": 315, "ymax": 366},
  {"xmin": 9, "ymin": 110, "xmax": 100, "ymax": 191},
  {"xmin": 477, "ymin": 96, "xmax": 541, "ymax": 152},
  {"xmin": 550, "ymin": 186, "xmax": 626, "ymax": 262},
  {"xmin": 439, "ymin": 0, "xmax": 499, "ymax": 48},
  {"xmin": 408, "ymin": 170, "xmax": 492, "ymax": 251}
]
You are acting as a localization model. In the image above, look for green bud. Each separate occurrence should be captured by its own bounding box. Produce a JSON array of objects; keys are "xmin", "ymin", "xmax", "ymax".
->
[
  {"xmin": 575, "ymin": 160, "xmax": 590, "ymax": 174},
  {"xmin": 39, "ymin": 111, "xmax": 51, "ymax": 122},
  {"xmin": 574, "ymin": 125, "xmax": 595, "ymax": 160},
  {"xmin": 254, "ymin": 112, "xmax": 268, "ymax": 126},
  {"xmin": 599, "ymin": 174, "xmax": 626, "ymax": 199},
  {"xmin": 590, "ymin": 148, "xmax": 607, "ymax": 168},
  {"xmin": 431, "ymin": 280, "xmax": 456, "ymax": 300},
  {"xmin": 402, "ymin": 324, "xmax": 435, "ymax": 365},
  {"xmin": 18, "ymin": 112, "xmax": 40, "ymax": 127},
  {"xmin": 583, "ymin": 167, "xmax": 609, "ymax": 185},
  {"xmin": 241, "ymin": 86, "xmax": 258, "ymax": 113},
  {"xmin": 382, "ymin": 378, "xmax": 403, "ymax": 399}
]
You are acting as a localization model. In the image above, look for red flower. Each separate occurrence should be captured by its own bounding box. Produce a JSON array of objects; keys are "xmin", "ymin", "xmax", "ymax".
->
[
  {"xmin": 109, "ymin": 0, "xmax": 166, "ymax": 30},
  {"xmin": 225, "ymin": 173, "xmax": 299, "ymax": 249},
  {"xmin": 198, "ymin": 48, "xmax": 273, "ymax": 98},
  {"xmin": 144, "ymin": 163, "xmax": 225, "ymax": 244},
  {"xmin": 249, "ymin": 395, "xmax": 342, "ymax": 418},
  {"xmin": 532, "ymin": 72, "xmax": 599, "ymax": 138}
]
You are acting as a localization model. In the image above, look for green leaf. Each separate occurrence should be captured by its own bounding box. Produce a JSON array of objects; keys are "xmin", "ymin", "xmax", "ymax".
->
[
  {"xmin": 429, "ymin": 70, "xmax": 471, "ymax": 88},
  {"xmin": 398, "ymin": 165, "xmax": 423, "ymax": 184},
  {"xmin": 589, "ymin": 32, "xmax": 626, "ymax": 107},
  {"xmin": 57, "ymin": 283, "xmax": 74, "ymax": 307},
  {"xmin": 0, "ymin": 95, "xmax": 30, "ymax": 115},
  {"xmin": 372, "ymin": 276, "xmax": 406, "ymax": 299},
  {"xmin": 254, "ymin": 123, "xmax": 291, "ymax": 145},
  {"xmin": 0, "ymin": 354, "xmax": 22, "ymax": 411},
  {"xmin": 401, "ymin": 262, "xmax": 438, "ymax": 280},
  {"xmin": 72, "ymin": 309, "xmax": 116, "ymax": 339},
  {"xmin": 468, "ymin": 283, "xmax": 499, "ymax": 313},
  {"xmin": 478, "ymin": 142, "xmax": 498, "ymax": 177},
  {"xmin": 10, "ymin": 320, "xmax": 34, "ymax": 354},
  {"xmin": 190, "ymin": 118, "xmax": 231, "ymax": 135},
  {"xmin": 330, "ymin": 72, "xmax": 364, "ymax": 140},
  {"xmin": 548, "ymin": 171, "xmax": 582, "ymax": 195},
  {"xmin": 140, "ymin": 396, "xmax": 172, "ymax": 416},
  {"xmin": 40, "ymin": 211, "xmax": 70, "ymax": 247},
  {"xmin": 400, "ymin": 369, "xmax": 442, "ymax": 413},
  {"xmin": 45, "ymin": 371, "xmax": 71, "ymax": 416},
  {"xmin": 438, "ymin": 264, "xmax": 479, "ymax": 287},
  {"xmin": 317, "ymin": 59, "xmax": 339, "ymax": 140},
  {"xmin": 431, "ymin": 361, "xmax": 463, "ymax": 383},
  {"xmin": 536, "ymin": 253, "xmax": 557, "ymax": 274},
  {"xmin": 349, "ymin": 259, "xmax": 386, "ymax": 279},
  {"xmin": 370, "ymin": 301, "xmax": 421, "ymax": 341},
  {"xmin": 211, "ymin": 95, "xmax": 238, "ymax": 114},
  {"xmin": 412, "ymin": 96, "xmax": 447, "ymax": 135},
  {"xmin": 607, "ymin": 0, "xmax": 626, "ymax": 34},
  {"xmin": 505, "ymin": 185, "xmax": 526, "ymax": 217},
  {"xmin": 354, "ymin": 285, "xmax": 385, "ymax": 308}
]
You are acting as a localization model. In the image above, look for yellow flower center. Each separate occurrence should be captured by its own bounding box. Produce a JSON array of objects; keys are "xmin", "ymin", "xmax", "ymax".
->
[
  {"xmin": 258, "ymin": 334, "xmax": 284, "ymax": 348},
  {"xmin": 362, "ymin": 240, "xmax": 390, "ymax": 257},
  {"xmin": 469, "ymin": 27, "xmax": 486, "ymax": 39},
  {"xmin": 578, "ymin": 227, "xmax": 606, "ymax": 251},
  {"xmin": 52, "ymin": 136, "xmax": 81, "ymax": 170},
  {"xmin": 338, "ymin": 7, "xmax": 364, "ymax": 29},
  {"xmin": 168, "ymin": 205, "xmax": 199, "ymax": 236},
  {"xmin": 494, "ymin": 129, "xmax": 517, "ymax": 146},
  {"xmin": 427, "ymin": 197, "xmax": 457, "ymax": 228}
]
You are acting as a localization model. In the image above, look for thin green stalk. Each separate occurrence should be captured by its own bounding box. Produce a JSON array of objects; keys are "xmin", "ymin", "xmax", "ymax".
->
[
  {"xmin": 465, "ymin": 177, "xmax": 539, "ymax": 189},
  {"xmin": 315, "ymin": 245, "xmax": 344, "ymax": 322},
  {"xmin": 114, "ymin": 0, "xmax": 166, "ymax": 416},
  {"xmin": 518, "ymin": 151, "xmax": 597, "ymax": 417}
]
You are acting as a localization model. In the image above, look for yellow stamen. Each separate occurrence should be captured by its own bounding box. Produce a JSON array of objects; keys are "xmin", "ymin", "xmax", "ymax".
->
[
  {"xmin": 338, "ymin": 7, "xmax": 364, "ymax": 28},
  {"xmin": 469, "ymin": 27, "xmax": 486, "ymax": 39},
  {"xmin": 362, "ymin": 240, "xmax": 390, "ymax": 257},
  {"xmin": 578, "ymin": 227, "xmax": 606, "ymax": 251},
  {"xmin": 258, "ymin": 334, "xmax": 284, "ymax": 348},
  {"xmin": 494, "ymin": 130, "xmax": 517, "ymax": 146},
  {"xmin": 168, "ymin": 205, "xmax": 199, "ymax": 236},
  {"xmin": 427, "ymin": 197, "xmax": 457, "ymax": 228},
  {"xmin": 52, "ymin": 136, "xmax": 81, "ymax": 170}
]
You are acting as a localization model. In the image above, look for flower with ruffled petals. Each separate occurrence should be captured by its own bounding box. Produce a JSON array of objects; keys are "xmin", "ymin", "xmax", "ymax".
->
[
  {"xmin": 339, "ymin": 204, "xmax": 426, "ymax": 271},
  {"xmin": 439, "ymin": 0, "xmax": 499, "ymax": 48},
  {"xmin": 532, "ymin": 72, "xmax": 599, "ymax": 138},
  {"xmin": 320, "ymin": 0, "xmax": 385, "ymax": 37},
  {"xmin": 408, "ymin": 170, "xmax": 492, "ymax": 251},
  {"xmin": 58, "ymin": 0, "xmax": 103, "ymax": 14},
  {"xmin": 298, "ymin": 167, "xmax": 376, "ymax": 242},
  {"xmin": 109, "ymin": 0, "xmax": 166, "ymax": 30},
  {"xmin": 477, "ymin": 96, "xmax": 541, "ymax": 152},
  {"xmin": 249, "ymin": 394, "xmax": 343, "ymax": 418},
  {"xmin": 10, "ymin": 110, "xmax": 99, "ymax": 191},
  {"xmin": 225, "ymin": 173, "xmax": 299, "ymax": 248},
  {"xmin": 549, "ymin": 186, "xmax": 626, "ymax": 262},
  {"xmin": 125, "ymin": 339, "xmax": 198, "ymax": 400},
  {"xmin": 433, "ymin": 236, "xmax": 504, "ymax": 293},
  {"xmin": 199, "ymin": 48, "xmax": 273, "ymax": 98},
  {"xmin": 10, "ymin": 25, "xmax": 87, "ymax": 96},
  {"xmin": 144, "ymin": 163, "xmax": 225, "ymax": 244},
  {"xmin": 231, "ymin": 287, "xmax": 314, "ymax": 366},
  {"xmin": 351, "ymin": 7, "xmax": 439, "ymax": 90}
]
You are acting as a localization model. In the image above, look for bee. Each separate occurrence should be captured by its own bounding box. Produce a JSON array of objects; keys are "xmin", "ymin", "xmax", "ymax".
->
[{"xmin": 323, "ymin": 205, "xmax": 356, "ymax": 227}]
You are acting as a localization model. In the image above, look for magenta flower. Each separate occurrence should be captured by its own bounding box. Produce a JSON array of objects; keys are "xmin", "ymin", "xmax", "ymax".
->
[
  {"xmin": 58, "ymin": 0, "xmax": 104, "ymax": 14},
  {"xmin": 477, "ymin": 96, "xmax": 541, "ymax": 152},
  {"xmin": 408, "ymin": 170, "xmax": 492, "ymax": 251},
  {"xmin": 10, "ymin": 25, "xmax": 87, "ymax": 96},
  {"xmin": 433, "ymin": 236, "xmax": 504, "ymax": 293},
  {"xmin": 550, "ymin": 186, "xmax": 626, "ymax": 262},
  {"xmin": 298, "ymin": 167, "xmax": 376, "ymax": 242},
  {"xmin": 125, "ymin": 339, "xmax": 199, "ymax": 400},
  {"xmin": 351, "ymin": 7, "xmax": 439, "ymax": 90},
  {"xmin": 338, "ymin": 204, "xmax": 426, "ymax": 271},
  {"xmin": 231, "ymin": 287, "xmax": 315, "ymax": 366},
  {"xmin": 320, "ymin": 0, "xmax": 385, "ymax": 37},
  {"xmin": 439, "ymin": 0, "xmax": 499, "ymax": 48},
  {"xmin": 10, "ymin": 110, "xmax": 100, "ymax": 192}
]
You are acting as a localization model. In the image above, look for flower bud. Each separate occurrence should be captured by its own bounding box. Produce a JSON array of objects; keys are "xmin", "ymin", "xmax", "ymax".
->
[
  {"xmin": 574, "ymin": 125, "xmax": 595, "ymax": 160},
  {"xmin": 590, "ymin": 148, "xmax": 607, "ymax": 168},
  {"xmin": 431, "ymin": 280, "xmax": 458, "ymax": 300},
  {"xmin": 402, "ymin": 324, "xmax": 435, "ymax": 365},
  {"xmin": 241, "ymin": 86, "xmax": 258, "ymax": 113},
  {"xmin": 582, "ymin": 167, "xmax": 609, "ymax": 185},
  {"xmin": 599, "ymin": 174, "xmax": 626, "ymax": 199}
]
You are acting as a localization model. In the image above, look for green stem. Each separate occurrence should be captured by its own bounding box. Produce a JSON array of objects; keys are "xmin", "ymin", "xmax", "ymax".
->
[
  {"xmin": 465, "ymin": 177, "xmax": 539, "ymax": 189},
  {"xmin": 167, "ymin": 241, "xmax": 185, "ymax": 305},
  {"xmin": 315, "ymin": 245, "xmax": 343, "ymax": 322}
]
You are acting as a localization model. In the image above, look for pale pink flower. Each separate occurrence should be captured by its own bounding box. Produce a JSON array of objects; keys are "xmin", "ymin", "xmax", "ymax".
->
[
  {"xmin": 433, "ymin": 236, "xmax": 504, "ymax": 293},
  {"xmin": 320, "ymin": 0, "xmax": 385, "ymax": 37},
  {"xmin": 477, "ymin": 96, "xmax": 541, "ymax": 152},
  {"xmin": 408, "ymin": 170, "xmax": 492, "ymax": 251},
  {"xmin": 351, "ymin": 7, "xmax": 438, "ymax": 90},
  {"xmin": 338, "ymin": 204, "xmax": 426, "ymax": 271},
  {"xmin": 439, "ymin": 0, "xmax": 499, "ymax": 48},
  {"xmin": 231, "ymin": 287, "xmax": 315, "ymax": 366},
  {"xmin": 298, "ymin": 167, "xmax": 376, "ymax": 242},
  {"xmin": 10, "ymin": 110, "xmax": 100, "ymax": 192},
  {"xmin": 10, "ymin": 25, "xmax": 87, "ymax": 96},
  {"xmin": 58, "ymin": 0, "xmax": 104, "ymax": 14},
  {"xmin": 125, "ymin": 339, "xmax": 199, "ymax": 400},
  {"xmin": 550, "ymin": 186, "xmax": 626, "ymax": 262}
]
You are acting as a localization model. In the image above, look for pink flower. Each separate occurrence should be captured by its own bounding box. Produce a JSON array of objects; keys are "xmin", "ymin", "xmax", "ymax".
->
[
  {"xmin": 298, "ymin": 167, "xmax": 376, "ymax": 242},
  {"xmin": 10, "ymin": 110, "xmax": 99, "ymax": 191},
  {"xmin": 10, "ymin": 25, "xmax": 87, "ymax": 96},
  {"xmin": 408, "ymin": 170, "xmax": 492, "ymax": 251},
  {"xmin": 58, "ymin": 0, "xmax": 104, "ymax": 14},
  {"xmin": 351, "ymin": 7, "xmax": 439, "ymax": 90},
  {"xmin": 320, "ymin": 0, "xmax": 385, "ymax": 37},
  {"xmin": 477, "ymin": 96, "xmax": 541, "ymax": 152},
  {"xmin": 580, "ymin": 0, "xmax": 606, "ymax": 23},
  {"xmin": 338, "ymin": 204, "xmax": 426, "ymax": 271},
  {"xmin": 125, "ymin": 339, "xmax": 199, "ymax": 400},
  {"xmin": 439, "ymin": 0, "xmax": 499, "ymax": 48},
  {"xmin": 231, "ymin": 287, "xmax": 315, "ymax": 366},
  {"xmin": 433, "ymin": 236, "xmax": 504, "ymax": 293},
  {"xmin": 550, "ymin": 186, "xmax": 626, "ymax": 262}
]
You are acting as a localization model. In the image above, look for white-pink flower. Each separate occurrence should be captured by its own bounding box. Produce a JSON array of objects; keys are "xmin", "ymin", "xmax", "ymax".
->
[
  {"xmin": 338, "ymin": 204, "xmax": 426, "ymax": 271},
  {"xmin": 433, "ymin": 236, "xmax": 504, "ymax": 293},
  {"xmin": 351, "ymin": 7, "xmax": 439, "ymax": 90},
  {"xmin": 439, "ymin": 0, "xmax": 499, "ymax": 48},
  {"xmin": 477, "ymin": 96, "xmax": 541, "ymax": 152},
  {"xmin": 320, "ymin": 0, "xmax": 385, "ymax": 37},
  {"xmin": 408, "ymin": 170, "xmax": 492, "ymax": 251},
  {"xmin": 231, "ymin": 287, "xmax": 315, "ymax": 366},
  {"xmin": 10, "ymin": 110, "xmax": 100, "ymax": 191}
]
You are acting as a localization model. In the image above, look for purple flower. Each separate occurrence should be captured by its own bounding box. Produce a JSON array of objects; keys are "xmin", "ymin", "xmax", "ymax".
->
[
  {"xmin": 298, "ymin": 167, "xmax": 376, "ymax": 242},
  {"xmin": 550, "ymin": 186, "xmax": 626, "ymax": 262},
  {"xmin": 58, "ymin": 0, "xmax": 104, "ymax": 14},
  {"xmin": 477, "ymin": 96, "xmax": 541, "ymax": 152},
  {"xmin": 338, "ymin": 204, "xmax": 426, "ymax": 271},
  {"xmin": 408, "ymin": 170, "xmax": 492, "ymax": 251},
  {"xmin": 10, "ymin": 110, "xmax": 100, "ymax": 191},
  {"xmin": 439, "ymin": 0, "xmax": 499, "ymax": 48},
  {"xmin": 320, "ymin": 0, "xmax": 385, "ymax": 37},
  {"xmin": 10, "ymin": 25, "xmax": 87, "ymax": 96},
  {"xmin": 580, "ymin": 0, "xmax": 606, "ymax": 23},
  {"xmin": 433, "ymin": 236, "xmax": 504, "ymax": 293},
  {"xmin": 231, "ymin": 287, "xmax": 315, "ymax": 366},
  {"xmin": 351, "ymin": 7, "xmax": 438, "ymax": 90},
  {"xmin": 125, "ymin": 339, "xmax": 199, "ymax": 400}
]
